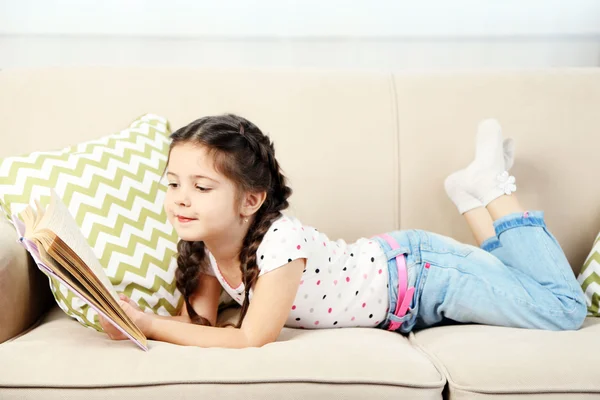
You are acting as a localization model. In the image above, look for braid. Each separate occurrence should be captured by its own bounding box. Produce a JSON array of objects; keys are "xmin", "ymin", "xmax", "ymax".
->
[
  {"xmin": 237, "ymin": 121, "xmax": 292, "ymax": 207},
  {"xmin": 235, "ymin": 125, "xmax": 292, "ymax": 328},
  {"xmin": 175, "ymin": 240, "xmax": 212, "ymax": 326}
]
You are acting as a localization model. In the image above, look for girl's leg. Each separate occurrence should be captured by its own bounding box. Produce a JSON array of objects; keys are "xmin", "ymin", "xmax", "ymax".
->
[
  {"xmin": 486, "ymin": 192, "xmax": 524, "ymax": 220},
  {"xmin": 463, "ymin": 207, "xmax": 495, "ymax": 247},
  {"xmin": 414, "ymin": 222, "xmax": 587, "ymax": 331},
  {"xmin": 429, "ymin": 119, "xmax": 588, "ymax": 331},
  {"xmin": 481, "ymin": 195, "xmax": 587, "ymax": 328},
  {"xmin": 448, "ymin": 119, "xmax": 518, "ymax": 246},
  {"xmin": 462, "ymin": 194, "xmax": 524, "ymax": 247}
]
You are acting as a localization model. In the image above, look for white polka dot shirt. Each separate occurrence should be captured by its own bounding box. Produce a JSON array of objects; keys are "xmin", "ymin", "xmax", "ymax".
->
[{"xmin": 206, "ymin": 214, "xmax": 390, "ymax": 329}]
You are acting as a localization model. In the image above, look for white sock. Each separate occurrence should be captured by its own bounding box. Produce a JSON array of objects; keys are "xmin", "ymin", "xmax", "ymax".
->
[
  {"xmin": 444, "ymin": 172, "xmax": 483, "ymax": 214},
  {"xmin": 503, "ymin": 138, "xmax": 515, "ymax": 171},
  {"xmin": 445, "ymin": 119, "xmax": 517, "ymax": 213}
]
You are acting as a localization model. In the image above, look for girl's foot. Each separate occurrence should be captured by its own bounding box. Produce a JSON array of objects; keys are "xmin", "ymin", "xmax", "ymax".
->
[{"xmin": 445, "ymin": 119, "xmax": 517, "ymax": 214}]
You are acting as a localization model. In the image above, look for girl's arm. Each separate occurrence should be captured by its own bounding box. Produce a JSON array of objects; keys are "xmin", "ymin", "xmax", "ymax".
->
[
  {"xmin": 100, "ymin": 273, "xmax": 221, "ymax": 339},
  {"xmin": 175, "ymin": 272, "xmax": 222, "ymax": 326},
  {"xmin": 143, "ymin": 258, "xmax": 306, "ymax": 348}
]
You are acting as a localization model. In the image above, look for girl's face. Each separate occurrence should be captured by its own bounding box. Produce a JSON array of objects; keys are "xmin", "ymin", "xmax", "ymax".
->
[{"xmin": 164, "ymin": 143, "xmax": 241, "ymax": 243}]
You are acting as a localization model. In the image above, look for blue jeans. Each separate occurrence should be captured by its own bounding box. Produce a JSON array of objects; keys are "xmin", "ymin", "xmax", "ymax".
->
[{"xmin": 373, "ymin": 211, "xmax": 588, "ymax": 333}]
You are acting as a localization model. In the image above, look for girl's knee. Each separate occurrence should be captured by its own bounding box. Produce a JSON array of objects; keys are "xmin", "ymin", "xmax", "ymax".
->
[
  {"xmin": 564, "ymin": 298, "xmax": 588, "ymax": 330},
  {"xmin": 550, "ymin": 296, "xmax": 588, "ymax": 331}
]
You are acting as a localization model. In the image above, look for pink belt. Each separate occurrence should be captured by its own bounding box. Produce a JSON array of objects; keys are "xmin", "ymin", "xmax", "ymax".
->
[{"xmin": 376, "ymin": 234, "xmax": 416, "ymax": 331}]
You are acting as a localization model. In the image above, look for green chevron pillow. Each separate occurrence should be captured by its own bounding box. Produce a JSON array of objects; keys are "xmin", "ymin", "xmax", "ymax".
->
[
  {"xmin": 0, "ymin": 114, "xmax": 184, "ymax": 331},
  {"xmin": 578, "ymin": 232, "xmax": 600, "ymax": 317}
]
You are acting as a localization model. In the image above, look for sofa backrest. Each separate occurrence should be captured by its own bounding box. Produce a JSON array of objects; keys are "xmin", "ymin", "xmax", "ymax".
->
[
  {"xmin": 393, "ymin": 70, "xmax": 600, "ymax": 273},
  {"xmin": 1, "ymin": 68, "xmax": 598, "ymax": 274}
]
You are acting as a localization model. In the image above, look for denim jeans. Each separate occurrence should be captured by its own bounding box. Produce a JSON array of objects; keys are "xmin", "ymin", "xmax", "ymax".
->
[{"xmin": 373, "ymin": 211, "xmax": 588, "ymax": 333}]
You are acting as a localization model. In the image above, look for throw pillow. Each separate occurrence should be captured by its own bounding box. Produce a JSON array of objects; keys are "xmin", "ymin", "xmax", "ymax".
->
[
  {"xmin": 578, "ymin": 231, "xmax": 600, "ymax": 316},
  {"xmin": 0, "ymin": 114, "xmax": 183, "ymax": 331}
]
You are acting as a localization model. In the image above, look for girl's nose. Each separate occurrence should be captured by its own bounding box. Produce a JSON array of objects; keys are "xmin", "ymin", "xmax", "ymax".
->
[{"xmin": 174, "ymin": 192, "xmax": 191, "ymax": 207}]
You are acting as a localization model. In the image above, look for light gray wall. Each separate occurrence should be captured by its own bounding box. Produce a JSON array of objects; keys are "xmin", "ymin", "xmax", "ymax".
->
[{"xmin": 1, "ymin": 0, "xmax": 599, "ymax": 70}]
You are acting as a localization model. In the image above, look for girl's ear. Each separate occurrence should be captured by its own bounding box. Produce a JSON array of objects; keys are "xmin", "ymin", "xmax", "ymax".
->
[{"xmin": 240, "ymin": 191, "xmax": 267, "ymax": 218}]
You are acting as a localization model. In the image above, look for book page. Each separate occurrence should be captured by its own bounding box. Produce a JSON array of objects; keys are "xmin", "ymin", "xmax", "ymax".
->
[
  {"xmin": 35, "ymin": 189, "xmax": 119, "ymax": 302},
  {"xmin": 34, "ymin": 238, "xmax": 148, "ymax": 351},
  {"xmin": 14, "ymin": 205, "xmax": 148, "ymax": 351}
]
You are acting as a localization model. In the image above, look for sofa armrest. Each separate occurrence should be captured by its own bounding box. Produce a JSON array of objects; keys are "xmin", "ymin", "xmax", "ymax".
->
[{"xmin": 0, "ymin": 217, "xmax": 53, "ymax": 343}]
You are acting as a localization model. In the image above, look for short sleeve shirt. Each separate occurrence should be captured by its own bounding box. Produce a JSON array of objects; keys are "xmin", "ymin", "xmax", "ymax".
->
[{"xmin": 206, "ymin": 214, "xmax": 390, "ymax": 328}]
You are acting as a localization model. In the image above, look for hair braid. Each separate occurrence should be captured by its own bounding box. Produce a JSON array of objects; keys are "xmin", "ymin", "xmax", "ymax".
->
[
  {"xmin": 235, "ymin": 123, "xmax": 292, "ymax": 328},
  {"xmin": 175, "ymin": 240, "xmax": 212, "ymax": 326}
]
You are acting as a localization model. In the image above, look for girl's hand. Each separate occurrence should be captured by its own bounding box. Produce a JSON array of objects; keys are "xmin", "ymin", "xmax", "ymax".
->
[
  {"xmin": 98, "ymin": 312, "xmax": 128, "ymax": 340},
  {"xmin": 99, "ymin": 294, "xmax": 154, "ymax": 339}
]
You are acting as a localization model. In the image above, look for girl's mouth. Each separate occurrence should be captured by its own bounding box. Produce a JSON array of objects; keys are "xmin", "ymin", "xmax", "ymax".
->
[{"xmin": 177, "ymin": 216, "xmax": 197, "ymax": 223}]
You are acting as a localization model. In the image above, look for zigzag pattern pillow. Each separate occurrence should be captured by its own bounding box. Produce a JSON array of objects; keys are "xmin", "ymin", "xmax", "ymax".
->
[
  {"xmin": 0, "ymin": 114, "xmax": 182, "ymax": 331},
  {"xmin": 578, "ymin": 232, "xmax": 600, "ymax": 316}
]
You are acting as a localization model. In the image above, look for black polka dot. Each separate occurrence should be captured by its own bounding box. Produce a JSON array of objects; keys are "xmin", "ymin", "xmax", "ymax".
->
[
  {"xmin": 288, "ymin": 258, "xmax": 292, "ymax": 263},
  {"xmin": 296, "ymin": 317, "xmax": 301, "ymax": 321},
  {"xmin": 304, "ymin": 238, "xmax": 307, "ymax": 242},
  {"xmin": 371, "ymin": 257, "xmax": 375, "ymax": 262},
  {"xmin": 260, "ymin": 255, "xmax": 264, "ymax": 260},
  {"xmin": 333, "ymin": 321, "xmax": 338, "ymax": 325},
  {"xmin": 369, "ymin": 314, "xmax": 373, "ymax": 318},
  {"xmin": 328, "ymin": 257, "xmax": 331, "ymax": 262},
  {"xmin": 274, "ymin": 228, "xmax": 278, "ymax": 231},
  {"xmin": 343, "ymin": 267, "xmax": 347, "ymax": 271},
  {"xmin": 303, "ymin": 269, "xmax": 306, "ymax": 273},
  {"xmin": 387, "ymin": 284, "xmax": 389, "ymax": 288},
  {"xmin": 350, "ymin": 253, "xmax": 354, "ymax": 257},
  {"xmin": 315, "ymin": 269, "xmax": 320, "ymax": 273},
  {"xmin": 355, "ymin": 291, "xmax": 359, "ymax": 296},
  {"xmin": 322, "ymin": 295, "xmax": 326, "ymax": 299}
]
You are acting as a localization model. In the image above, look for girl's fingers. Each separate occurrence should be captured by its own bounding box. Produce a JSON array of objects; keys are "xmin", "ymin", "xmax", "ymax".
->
[
  {"xmin": 99, "ymin": 314, "xmax": 127, "ymax": 340},
  {"xmin": 119, "ymin": 293, "xmax": 141, "ymax": 311}
]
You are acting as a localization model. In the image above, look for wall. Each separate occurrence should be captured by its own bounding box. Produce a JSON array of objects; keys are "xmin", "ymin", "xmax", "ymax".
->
[{"xmin": 1, "ymin": 0, "xmax": 599, "ymax": 70}]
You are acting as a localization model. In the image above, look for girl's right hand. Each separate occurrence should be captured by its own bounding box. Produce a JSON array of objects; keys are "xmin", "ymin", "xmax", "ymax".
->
[
  {"xmin": 98, "ymin": 313, "xmax": 127, "ymax": 340},
  {"xmin": 98, "ymin": 294, "xmax": 140, "ymax": 340}
]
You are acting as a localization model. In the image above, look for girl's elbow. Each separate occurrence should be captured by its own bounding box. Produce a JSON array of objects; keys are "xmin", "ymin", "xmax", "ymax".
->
[
  {"xmin": 243, "ymin": 331, "xmax": 276, "ymax": 348},
  {"xmin": 247, "ymin": 338, "xmax": 274, "ymax": 348}
]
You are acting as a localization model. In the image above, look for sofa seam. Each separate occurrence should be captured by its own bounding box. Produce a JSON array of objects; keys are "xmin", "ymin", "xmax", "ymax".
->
[
  {"xmin": 408, "ymin": 331, "xmax": 449, "ymax": 391},
  {"xmin": 0, "ymin": 379, "xmax": 445, "ymax": 390}
]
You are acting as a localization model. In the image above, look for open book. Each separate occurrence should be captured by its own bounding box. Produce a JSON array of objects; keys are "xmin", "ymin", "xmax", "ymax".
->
[{"xmin": 11, "ymin": 189, "xmax": 148, "ymax": 351}]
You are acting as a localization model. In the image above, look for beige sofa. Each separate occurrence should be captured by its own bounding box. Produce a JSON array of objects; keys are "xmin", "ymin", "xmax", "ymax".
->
[{"xmin": 1, "ymin": 68, "xmax": 599, "ymax": 399}]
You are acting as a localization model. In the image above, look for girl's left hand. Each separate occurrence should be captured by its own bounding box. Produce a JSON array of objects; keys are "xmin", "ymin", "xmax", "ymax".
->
[{"xmin": 117, "ymin": 293, "xmax": 154, "ymax": 337}]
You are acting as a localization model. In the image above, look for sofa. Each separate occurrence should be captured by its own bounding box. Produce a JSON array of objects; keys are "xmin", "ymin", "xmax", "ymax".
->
[{"xmin": 1, "ymin": 67, "xmax": 599, "ymax": 399}]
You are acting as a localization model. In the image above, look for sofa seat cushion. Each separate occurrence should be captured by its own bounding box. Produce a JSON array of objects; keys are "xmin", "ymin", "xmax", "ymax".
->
[
  {"xmin": 0, "ymin": 306, "xmax": 444, "ymax": 400},
  {"xmin": 410, "ymin": 319, "xmax": 600, "ymax": 399}
]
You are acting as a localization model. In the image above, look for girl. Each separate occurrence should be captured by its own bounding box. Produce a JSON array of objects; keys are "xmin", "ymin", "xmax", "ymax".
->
[{"xmin": 99, "ymin": 115, "xmax": 587, "ymax": 348}]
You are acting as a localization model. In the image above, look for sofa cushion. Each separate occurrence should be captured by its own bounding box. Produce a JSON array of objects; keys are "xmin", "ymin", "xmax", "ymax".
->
[
  {"xmin": 0, "ymin": 306, "xmax": 445, "ymax": 400},
  {"xmin": 0, "ymin": 114, "xmax": 183, "ymax": 331},
  {"xmin": 410, "ymin": 319, "xmax": 600, "ymax": 399},
  {"xmin": 577, "ymin": 232, "xmax": 600, "ymax": 316}
]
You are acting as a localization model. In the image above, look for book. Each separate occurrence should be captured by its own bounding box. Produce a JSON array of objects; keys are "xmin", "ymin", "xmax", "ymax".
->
[{"xmin": 11, "ymin": 189, "xmax": 148, "ymax": 351}]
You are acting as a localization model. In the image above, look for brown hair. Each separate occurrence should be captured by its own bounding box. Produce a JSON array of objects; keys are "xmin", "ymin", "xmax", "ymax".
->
[{"xmin": 167, "ymin": 114, "xmax": 292, "ymax": 328}]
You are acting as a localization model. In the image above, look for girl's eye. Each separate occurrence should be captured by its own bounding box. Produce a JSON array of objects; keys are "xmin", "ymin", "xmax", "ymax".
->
[
  {"xmin": 196, "ymin": 186, "xmax": 210, "ymax": 192},
  {"xmin": 168, "ymin": 183, "xmax": 178, "ymax": 188}
]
